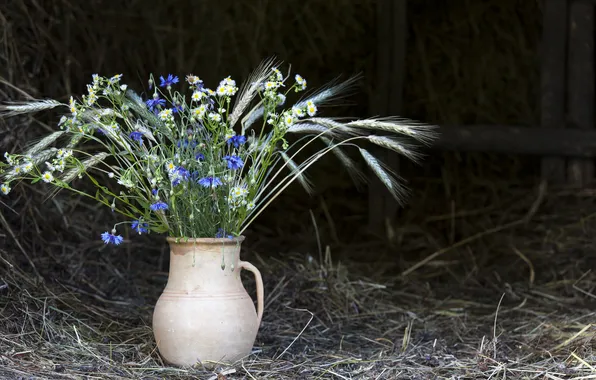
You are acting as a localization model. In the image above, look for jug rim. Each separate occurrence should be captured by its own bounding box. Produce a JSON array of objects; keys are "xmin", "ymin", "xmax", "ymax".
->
[{"xmin": 166, "ymin": 236, "xmax": 246, "ymax": 245}]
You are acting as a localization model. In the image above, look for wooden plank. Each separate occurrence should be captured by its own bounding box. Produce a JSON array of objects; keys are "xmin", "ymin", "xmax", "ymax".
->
[
  {"xmin": 368, "ymin": 0, "xmax": 407, "ymax": 234},
  {"xmin": 540, "ymin": 0, "xmax": 568, "ymax": 181},
  {"xmin": 431, "ymin": 124, "xmax": 596, "ymax": 158},
  {"xmin": 567, "ymin": 0, "xmax": 595, "ymax": 186}
]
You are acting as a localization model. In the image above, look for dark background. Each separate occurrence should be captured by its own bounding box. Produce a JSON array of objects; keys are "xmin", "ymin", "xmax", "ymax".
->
[{"xmin": 1, "ymin": 0, "xmax": 543, "ymax": 262}]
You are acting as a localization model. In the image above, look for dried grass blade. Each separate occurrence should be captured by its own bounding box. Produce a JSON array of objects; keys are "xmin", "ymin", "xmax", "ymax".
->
[{"xmin": 280, "ymin": 151, "xmax": 314, "ymax": 195}]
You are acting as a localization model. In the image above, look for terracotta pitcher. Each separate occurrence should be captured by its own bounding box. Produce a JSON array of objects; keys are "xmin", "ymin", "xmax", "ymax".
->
[{"xmin": 152, "ymin": 236, "xmax": 264, "ymax": 367}]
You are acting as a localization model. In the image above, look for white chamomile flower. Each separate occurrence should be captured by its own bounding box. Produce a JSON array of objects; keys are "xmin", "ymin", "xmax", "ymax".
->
[
  {"xmin": 55, "ymin": 159, "xmax": 66, "ymax": 172},
  {"xmin": 12, "ymin": 166, "xmax": 22, "ymax": 176},
  {"xmin": 186, "ymin": 75, "xmax": 201, "ymax": 85},
  {"xmin": 109, "ymin": 74, "xmax": 123, "ymax": 84},
  {"xmin": 222, "ymin": 76, "xmax": 236, "ymax": 87},
  {"xmin": 272, "ymin": 67, "xmax": 283, "ymax": 81},
  {"xmin": 292, "ymin": 106, "xmax": 305, "ymax": 118},
  {"xmin": 86, "ymin": 93, "xmax": 97, "ymax": 106},
  {"xmin": 1, "ymin": 183, "xmax": 10, "ymax": 195},
  {"xmin": 191, "ymin": 91, "xmax": 204, "ymax": 102},
  {"xmin": 165, "ymin": 161, "xmax": 176, "ymax": 172},
  {"xmin": 22, "ymin": 162, "xmax": 33, "ymax": 173},
  {"xmin": 4, "ymin": 152, "xmax": 14, "ymax": 165},
  {"xmin": 247, "ymin": 201, "xmax": 255, "ymax": 210},
  {"xmin": 264, "ymin": 81, "xmax": 278, "ymax": 90},
  {"xmin": 69, "ymin": 97, "xmax": 77, "ymax": 114},
  {"xmin": 108, "ymin": 122, "xmax": 120, "ymax": 132},
  {"xmin": 284, "ymin": 114, "xmax": 295, "ymax": 126},
  {"xmin": 306, "ymin": 100, "xmax": 317, "ymax": 116},
  {"xmin": 58, "ymin": 116, "xmax": 68, "ymax": 126},
  {"xmin": 120, "ymin": 84, "xmax": 128, "ymax": 91},
  {"xmin": 226, "ymin": 86, "xmax": 237, "ymax": 96},
  {"xmin": 159, "ymin": 109, "xmax": 173, "ymax": 121},
  {"xmin": 41, "ymin": 171, "xmax": 54, "ymax": 183},
  {"xmin": 192, "ymin": 107, "xmax": 205, "ymax": 119},
  {"xmin": 295, "ymin": 74, "xmax": 307, "ymax": 90},
  {"xmin": 209, "ymin": 113, "xmax": 222, "ymax": 122},
  {"xmin": 216, "ymin": 86, "xmax": 227, "ymax": 96}
]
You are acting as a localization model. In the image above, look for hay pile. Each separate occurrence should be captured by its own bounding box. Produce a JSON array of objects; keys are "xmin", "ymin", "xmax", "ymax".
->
[
  {"xmin": 1, "ymin": 184, "xmax": 595, "ymax": 379},
  {"xmin": 1, "ymin": 0, "xmax": 595, "ymax": 379}
]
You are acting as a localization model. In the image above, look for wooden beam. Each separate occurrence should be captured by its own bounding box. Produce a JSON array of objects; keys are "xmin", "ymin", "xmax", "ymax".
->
[
  {"xmin": 432, "ymin": 124, "xmax": 596, "ymax": 158},
  {"xmin": 540, "ymin": 0, "xmax": 568, "ymax": 181},
  {"xmin": 368, "ymin": 0, "xmax": 407, "ymax": 233},
  {"xmin": 567, "ymin": 0, "xmax": 595, "ymax": 185}
]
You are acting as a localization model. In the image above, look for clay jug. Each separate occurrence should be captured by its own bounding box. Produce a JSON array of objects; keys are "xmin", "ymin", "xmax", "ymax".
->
[{"xmin": 152, "ymin": 236, "xmax": 264, "ymax": 367}]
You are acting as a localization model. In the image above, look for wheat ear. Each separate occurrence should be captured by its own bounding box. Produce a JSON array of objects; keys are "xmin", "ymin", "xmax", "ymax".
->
[
  {"xmin": 230, "ymin": 58, "xmax": 278, "ymax": 128},
  {"xmin": 366, "ymin": 135, "xmax": 424, "ymax": 163},
  {"xmin": 295, "ymin": 74, "xmax": 362, "ymax": 108},
  {"xmin": 287, "ymin": 122, "xmax": 340, "ymax": 138},
  {"xmin": 347, "ymin": 117, "xmax": 439, "ymax": 146},
  {"xmin": 61, "ymin": 152, "xmax": 110, "ymax": 184},
  {"xmin": 0, "ymin": 99, "xmax": 65, "ymax": 117},
  {"xmin": 359, "ymin": 148, "xmax": 409, "ymax": 205},
  {"xmin": 24, "ymin": 131, "xmax": 66, "ymax": 156}
]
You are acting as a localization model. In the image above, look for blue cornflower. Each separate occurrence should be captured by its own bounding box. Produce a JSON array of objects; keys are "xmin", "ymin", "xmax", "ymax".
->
[
  {"xmin": 129, "ymin": 131, "xmax": 144, "ymax": 144},
  {"xmin": 172, "ymin": 104, "xmax": 184, "ymax": 113},
  {"xmin": 145, "ymin": 97, "xmax": 166, "ymax": 112},
  {"xmin": 131, "ymin": 220, "xmax": 149, "ymax": 234},
  {"xmin": 151, "ymin": 189, "xmax": 158, "ymax": 196},
  {"xmin": 198, "ymin": 176, "xmax": 223, "ymax": 188},
  {"xmin": 195, "ymin": 152, "xmax": 205, "ymax": 161},
  {"xmin": 175, "ymin": 166, "xmax": 190, "ymax": 179},
  {"xmin": 160, "ymin": 74, "xmax": 179, "ymax": 88},
  {"xmin": 226, "ymin": 135, "xmax": 247, "ymax": 148},
  {"xmin": 223, "ymin": 155, "xmax": 244, "ymax": 170},
  {"xmin": 101, "ymin": 231, "xmax": 124, "ymax": 245},
  {"xmin": 215, "ymin": 228, "xmax": 234, "ymax": 239},
  {"xmin": 150, "ymin": 201, "xmax": 168, "ymax": 211}
]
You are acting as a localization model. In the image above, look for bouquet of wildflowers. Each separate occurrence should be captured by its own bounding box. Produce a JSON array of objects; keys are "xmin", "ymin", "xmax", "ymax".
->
[{"xmin": 0, "ymin": 60, "xmax": 437, "ymax": 244}]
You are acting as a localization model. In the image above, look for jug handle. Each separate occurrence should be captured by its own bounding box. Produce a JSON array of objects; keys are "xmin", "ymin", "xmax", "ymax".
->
[{"xmin": 239, "ymin": 260, "xmax": 264, "ymax": 326}]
